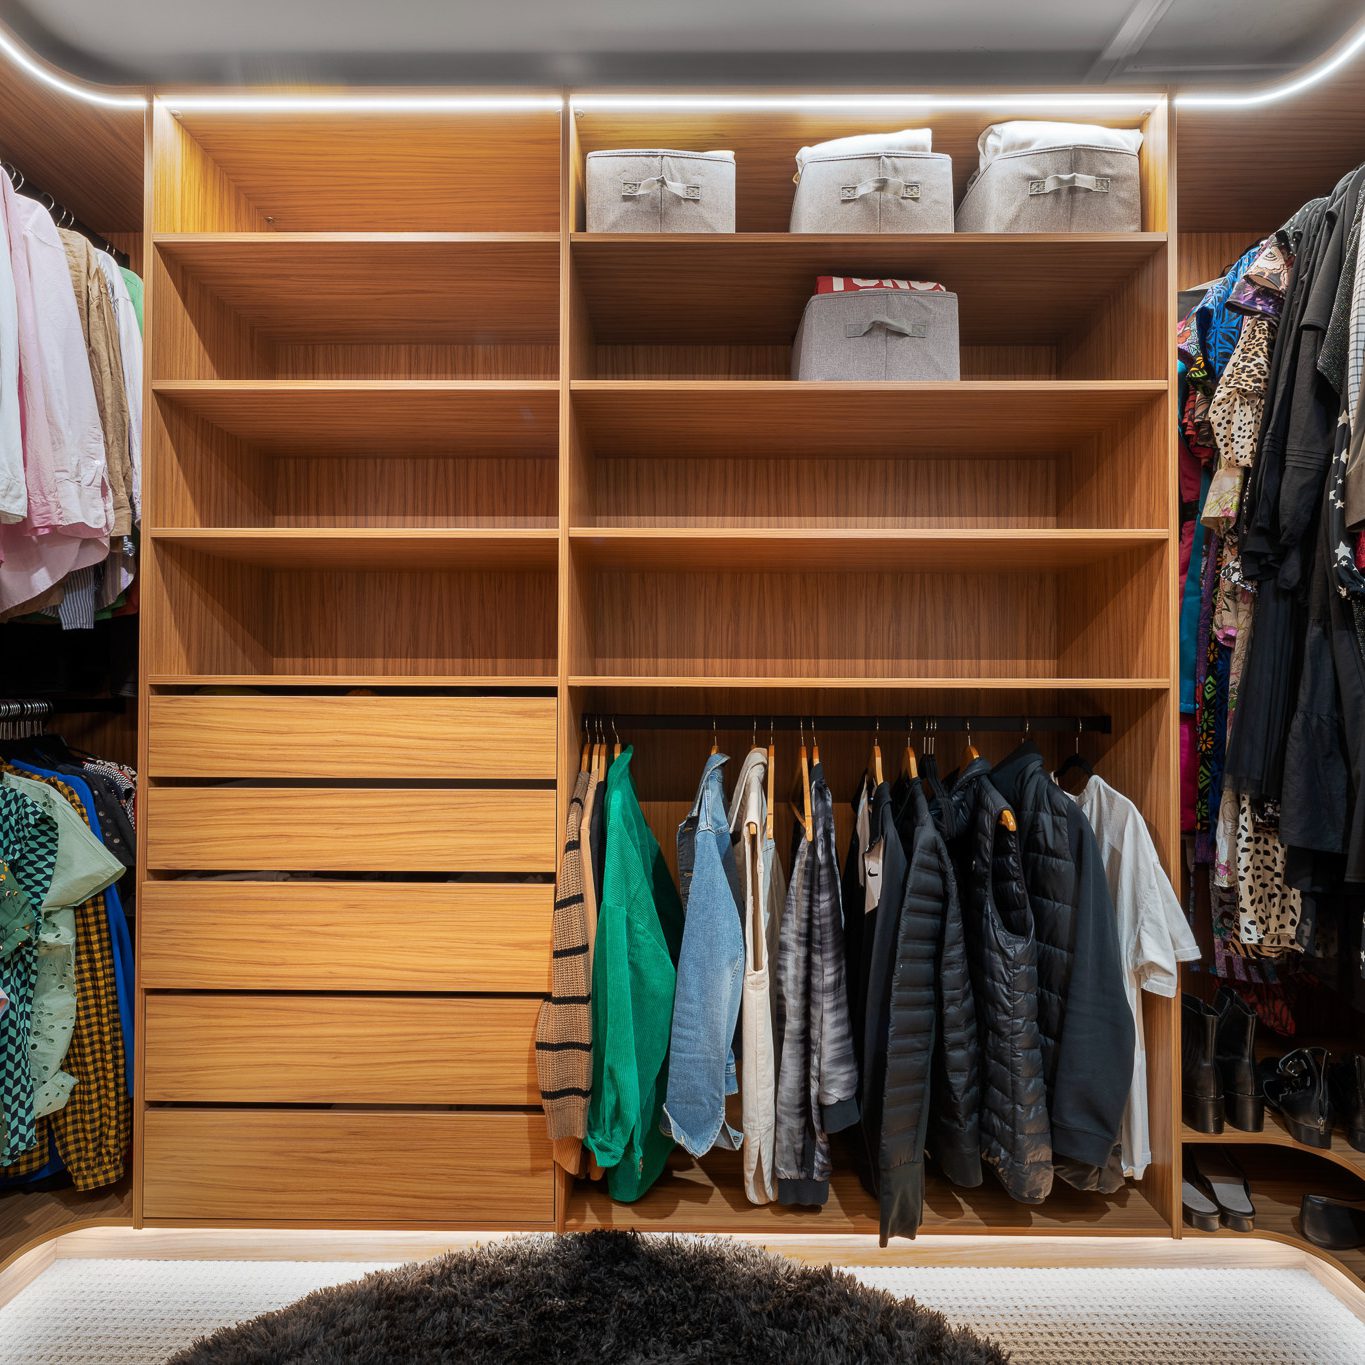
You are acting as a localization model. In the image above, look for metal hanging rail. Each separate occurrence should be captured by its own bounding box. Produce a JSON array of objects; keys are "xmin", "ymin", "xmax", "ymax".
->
[
  {"xmin": 0, "ymin": 162, "xmax": 131, "ymax": 268},
  {"xmin": 581, "ymin": 713, "xmax": 1111, "ymax": 735}
]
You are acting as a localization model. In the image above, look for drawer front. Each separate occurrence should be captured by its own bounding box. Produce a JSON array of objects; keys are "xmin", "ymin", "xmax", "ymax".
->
[
  {"xmin": 144, "ymin": 786, "xmax": 557, "ymax": 871},
  {"xmin": 144, "ymin": 995, "xmax": 540, "ymax": 1104},
  {"xmin": 141, "ymin": 1109, "xmax": 553, "ymax": 1224},
  {"xmin": 148, "ymin": 694, "xmax": 557, "ymax": 780},
  {"xmin": 140, "ymin": 881, "xmax": 552, "ymax": 991}
]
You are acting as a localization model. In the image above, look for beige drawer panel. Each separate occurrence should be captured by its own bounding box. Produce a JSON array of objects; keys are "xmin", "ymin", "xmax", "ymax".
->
[
  {"xmin": 144, "ymin": 995, "xmax": 540, "ymax": 1104},
  {"xmin": 144, "ymin": 786, "xmax": 556, "ymax": 871},
  {"xmin": 148, "ymin": 694, "xmax": 556, "ymax": 779},
  {"xmin": 140, "ymin": 881, "xmax": 552, "ymax": 991},
  {"xmin": 141, "ymin": 1109, "xmax": 553, "ymax": 1224}
]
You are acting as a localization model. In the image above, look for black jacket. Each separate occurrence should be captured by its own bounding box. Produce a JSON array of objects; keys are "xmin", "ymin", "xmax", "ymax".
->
[
  {"xmin": 957, "ymin": 771, "xmax": 1052, "ymax": 1203},
  {"xmin": 877, "ymin": 782, "xmax": 952, "ymax": 1241},
  {"xmin": 990, "ymin": 743, "xmax": 1134, "ymax": 1178}
]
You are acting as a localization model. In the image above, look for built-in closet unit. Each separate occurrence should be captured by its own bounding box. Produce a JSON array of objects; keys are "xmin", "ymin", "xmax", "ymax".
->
[{"xmin": 3, "ymin": 47, "xmax": 1365, "ymax": 1282}]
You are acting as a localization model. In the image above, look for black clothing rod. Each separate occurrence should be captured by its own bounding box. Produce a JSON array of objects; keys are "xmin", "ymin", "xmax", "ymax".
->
[
  {"xmin": 0, "ymin": 697, "xmax": 126, "ymax": 718},
  {"xmin": 0, "ymin": 163, "xmax": 132, "ymax": 269},
  {"xmin": 583, "ymin": 713, "xmax": 1111, "ymax": 735}
]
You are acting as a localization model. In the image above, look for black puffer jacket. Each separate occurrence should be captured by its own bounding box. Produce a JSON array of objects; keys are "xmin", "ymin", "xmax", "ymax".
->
[
  {"xmin": 990, "ymin": 742, "xmax": 1134, "ymax": 1178},
  {"xmin": 959, "ymin": 773, "xmax": 1052, "ymax": 1203},
  {"xmin": 878, "ymin": 782, "xmax": 954, "ymax": 1242}
]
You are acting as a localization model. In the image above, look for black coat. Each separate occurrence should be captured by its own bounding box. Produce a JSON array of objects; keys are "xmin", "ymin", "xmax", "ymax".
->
[
  {"xmin": 957, "ymin": 771, "xmax": 1052, "ymax": 1203},
  {"xmin": 990, "ymin": 743, "xmax": 1134, "ymax": 1180}
]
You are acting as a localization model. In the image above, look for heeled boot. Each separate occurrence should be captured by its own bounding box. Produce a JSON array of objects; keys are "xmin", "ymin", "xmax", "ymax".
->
[
  {"xmin": 1259, "ymin": 1046, "xmax": 1332, "ymax": 1148},
  {"xmin": 1183, "ymin": 994, "xmax": 1224, "ymax": 1134},
  {"xmin": 1328, "ymin": 1054, "xmax": 1365, "ymax": 1153},
  {"xmin": 1214, "ymin": 985, "xmax": 1264, "ymax": 1131}
]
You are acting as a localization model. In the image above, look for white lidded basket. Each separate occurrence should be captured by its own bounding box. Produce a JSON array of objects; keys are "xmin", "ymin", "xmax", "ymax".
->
[
  {"xmin": 790, "ymin": 128, "xmax": 952, "ymax": 233},
  {"xmin": 955, "ymin": 121, "xmax": 1144, "ymax": 233},
  {"xmin": 586, "ymin": 149, "xmax": 736, "ymax": 232},
  {"xmin": 793, "ymin": 281, "xmax": 960, "ymax": 381}
]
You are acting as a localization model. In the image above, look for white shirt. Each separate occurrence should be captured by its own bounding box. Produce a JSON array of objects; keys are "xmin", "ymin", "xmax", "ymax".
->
[
  {"xmin": 1072, "ymin": 774, "xmax": 1200, "ymax": 1179},
  {"xmin": 96, "ymin": 251, "xmax": 141, "ymax": 525},
  {"xmin": 0, "ymin": 194, "xmax": 22, "ymax": 524}
]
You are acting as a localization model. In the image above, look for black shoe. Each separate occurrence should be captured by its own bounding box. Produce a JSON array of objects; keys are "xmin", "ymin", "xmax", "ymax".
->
[
  {"xmin": 1260, "ymin": 1047, "xmax": 1332, "ymax": 1149},
  {"xmin": 1214, "ymin": 986, "xmax": 1264, "ymax": 1131},
  {"xmin": 1301, "ymin": 1194, "xmax": 1365, "ymax": 1250},
  {"xmin": 1181, "ymin": 1176, "xmax": 1221, "ymax": 1232},
  {"xmin": 1183, "ymin": 995, "xmax": 1224, "ymax": 1134},
  {"xmin": 1189, "ymin": 1148, "xmax": 1255, "ymax": 1232},
  {"xmin": 1328, "ymin": 1055, "xmax": 1365, "ymax": 1153}
]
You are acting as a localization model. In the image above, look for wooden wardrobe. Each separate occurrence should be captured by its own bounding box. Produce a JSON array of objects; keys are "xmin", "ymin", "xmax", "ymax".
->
[{"xmin": 2, "ymin": 54, "xmax": 1365, "ymax": 1283}]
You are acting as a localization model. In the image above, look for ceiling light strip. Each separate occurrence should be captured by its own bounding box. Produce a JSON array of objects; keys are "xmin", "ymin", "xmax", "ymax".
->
[
  {"xmin": 160, "ymin": 93, "xmax": 564, "ymax": 113},
  {"xmin": 0, "ymin": 28, "xmax": 145, "ymax": 109},
  {"xmin": 1175, "ymin": 20, "xmax": 1365, "ymax": 107},
  {"xmin": 568, "ymin": 93, "xmax": 1162, "ymax": 112}
]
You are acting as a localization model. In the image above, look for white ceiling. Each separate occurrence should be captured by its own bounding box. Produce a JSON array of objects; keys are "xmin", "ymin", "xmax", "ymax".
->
[{"xmin": 2, "ymin": 0, "xmax": 1361, "ymax": 88}]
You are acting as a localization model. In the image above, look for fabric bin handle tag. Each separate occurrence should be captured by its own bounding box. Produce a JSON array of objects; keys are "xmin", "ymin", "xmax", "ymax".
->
[
  {"xmin": 1028, "ymin": 173, "xmax": 1111, "ymax": 195},
  {"xmin": 621, "ymin": 176, "xmax": 703, "ymax": 200},
  {"xmin": 845, "ymin": 317, "xmax": 928, "ymax": 339},
  {"xmin": 840, "ymin": 177, "xmax": 921, "ymax": 202}
]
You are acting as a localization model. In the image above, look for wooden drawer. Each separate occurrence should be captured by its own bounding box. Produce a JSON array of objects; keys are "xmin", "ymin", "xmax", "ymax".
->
[
  {"xmin": 148, "ymin": 694, "xmax": 557, "ymax": 780},
  {"xmin": 144, "ymin": 995, "xmax": 540, "ymax": 1104},
  {"xmin": 144, "ymin": 786, "xmax": 556, "ymax": 871},
  {"xmin": 141, "ymin": 1109, "xmax": 553, "ymax": 1224},
  {"xmin": 139, "ymin": 880, "xmax": 552, "ymax": 991}
]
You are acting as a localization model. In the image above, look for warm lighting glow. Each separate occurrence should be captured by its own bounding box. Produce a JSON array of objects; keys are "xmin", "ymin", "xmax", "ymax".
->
[
  {"xmin": 1177, "ymin": 21, "xmax": 1365, "ymax": 108},
  {"xmin": 0, "ymin": 28, "xmax": 145, "ymax": 109},
  {"xmin": 570, "ymin": 93, "xmax": 1162, "ymax": 113},
  {"xmin": 160, "ymin": 93, "xmax": 564, "ymax": 113}
]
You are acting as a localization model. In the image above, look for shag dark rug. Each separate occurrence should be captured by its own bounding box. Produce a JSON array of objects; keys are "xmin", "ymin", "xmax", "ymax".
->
[{"xmin": 166, "ymin": 1230, "xmax": 1008, "ymax": 1364}]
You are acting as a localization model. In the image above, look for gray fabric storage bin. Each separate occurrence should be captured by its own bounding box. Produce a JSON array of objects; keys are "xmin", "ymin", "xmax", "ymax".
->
[
  {"xmin": 586, "ymin": 149, "xmax": 736, "ymax": 232},
  {"xmin": 956, "ymin": 122, "xmax": 1143, "ymax": 233},
  {"xmin": 790, "ymin": 150, "xmax": 954, "ymax": 233},
  {"xmin": 793, "ymin": 287, "xmax": 960, "ymax": 381}
]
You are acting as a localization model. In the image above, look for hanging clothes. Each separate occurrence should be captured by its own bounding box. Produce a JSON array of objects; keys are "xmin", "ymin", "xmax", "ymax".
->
[
  {"xmin": 773, "ymin": 761, "xmax": 859, "ymax": 1207},
  {"xmin": 584, "ymin": 748, "xmax": 683, "ymax": 1203}
]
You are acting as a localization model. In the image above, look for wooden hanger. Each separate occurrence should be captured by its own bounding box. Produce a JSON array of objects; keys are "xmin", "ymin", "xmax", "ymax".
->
[
  {"xmin": 580, "ymin": 719, "xmax": 591, "ymax": 773},
  {"xmin": 902, "ymin": 718, "xmax": 919, "ymax": 782},
  {"xmin": 593, "ymin": 719, "xmax": 606, "ymax": 779},
  {"xmin": 789, "ymin": 719, "xmax": 813, "ymax": 842},
  {"xmin": 999, "ymin": 807, "xmax": 1017, "ymax": 832},
  {"xmin": 962, "ymin": 717, "xmax": 980, "ymax": 767},
  {"xmin": 710, "ymin": 718, "xmax": 719, "ymax": 756},
  {"xmin": 810, "ymin": 717, "xmax": 820, "ymax": 768},
  {"xmin": 871, "ymin": 718, "xmax": 884, "ymax": 786},
  {"xmin": 612, "ymin": 717, "xmax": 622, "ymax": 761},
  {"xmin": 765, "ymin": 719, "xmax": 776, "ymax": 842}
]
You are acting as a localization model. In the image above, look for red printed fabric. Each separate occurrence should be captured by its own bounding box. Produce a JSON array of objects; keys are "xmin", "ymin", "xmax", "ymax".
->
[{"xmin": 815, "ymin": 277, "xmax": 946, "ymax": 295}]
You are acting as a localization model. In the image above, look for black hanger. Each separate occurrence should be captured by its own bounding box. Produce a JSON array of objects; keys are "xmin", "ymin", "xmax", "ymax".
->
[{"xmin": 1053, "ymin": 720, "xmax": 1094, "ymax": 792}]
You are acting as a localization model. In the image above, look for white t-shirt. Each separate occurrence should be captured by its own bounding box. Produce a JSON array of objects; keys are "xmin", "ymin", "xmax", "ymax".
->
[{"xmin": 1071, "ymin": 774, "xmax": 1200, "ymax": 1179}]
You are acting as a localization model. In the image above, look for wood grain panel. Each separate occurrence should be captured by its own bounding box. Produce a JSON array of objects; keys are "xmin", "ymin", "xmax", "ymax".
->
[
  {"xmin": 141, "ymin": 1110, "xmax": 553, "ymax": 1224},
  {"xmin": 144, "ymin": 787, "xmax": 557, "ymax": 872},
  {"xmin": 156, "ymin": 235, "xmax": 559, "ymax": 343},
  {"xmin": 270, "ymin": 342, "xmax": 559, "ymax": 381},
  {"xmin": 572, "ymin": 233, "xmax": 1166, "ymax": 372},
  {"xmin": 154, "ymin": 380, "xmax": 559, "ymax": 456},
  {"xmin": 573, "ymin": 380, "xmax": 1165, "ymax": 460},
  {"xmin": 173, "ymin": 106, "xmax": 563, "ymax": 233},
  {"xmin": 148, "ymin": 694, "xmax": 557, "ymax": 778},
  {"xmin": 144, "ymin": 996, "xmax": 541, "ymax": 1104},
  {"xmin": 139, "ymin": 880, "xmax": 552, "ymax": 992}
]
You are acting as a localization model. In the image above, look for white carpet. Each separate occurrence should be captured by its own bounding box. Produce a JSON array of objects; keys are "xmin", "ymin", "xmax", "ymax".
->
[{"xmin": 1, "ymin": 1255, "xmax": 1363, "ymax": 1363}]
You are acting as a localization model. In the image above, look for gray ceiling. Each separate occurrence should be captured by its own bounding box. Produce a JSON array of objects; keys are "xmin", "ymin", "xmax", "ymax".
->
[{"xmin": 3, "ymin": 0, "xmax": 1362, "ymax": 89}]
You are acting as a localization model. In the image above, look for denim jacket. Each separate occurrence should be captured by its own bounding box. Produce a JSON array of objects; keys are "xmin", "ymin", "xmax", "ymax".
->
[{"xmin": 663, "ymin": 751, "xmax": 746, "ymax": 1156}]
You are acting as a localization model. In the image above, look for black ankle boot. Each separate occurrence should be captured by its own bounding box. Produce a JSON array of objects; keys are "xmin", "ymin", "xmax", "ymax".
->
[
  {"xmin": 1328, "ymin": 1055, "xmax": 1365, "ymax": 1153},
  {"xmin": 1183, "ymin": 994, "xmax": 1224, "ymax": 1134},
  {"xmin": 1259, "ymin": 1047, "xmax": 1332, "ymax": 1148},
  {"xmin": 1214, "ymin": 986, "xmax": 1264, "ymax": 1131}
]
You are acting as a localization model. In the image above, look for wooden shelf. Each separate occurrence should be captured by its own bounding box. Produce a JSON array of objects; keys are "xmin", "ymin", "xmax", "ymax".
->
[
  {"xmin": 1183, "ymin": 1117, "xmax": 1365, "ymax": 1182},
  {"xmin": 570, "ymin": 676, "xmax": 1172, "ymax": 691},
  {"xmin": 571, "ymin": 379, "xmax": 1166, "ymax": 460},
  {"xmin": 571, "ymin": 233, "xmax": 1166, "ymax": 347},
  {"xmin": 154, "ymin": 380, "xmax": 559, "ymax": 457},
  {"xmin": 0, "ymin": 1181, "xmax": 132, "ymax": 1273},
  {"xmin": 570, "ymin": 527, "xmax": 1167, "ymax": 573},
  {"xmin": 147, "ymin": 675, "xmax": 558, "ymax": 690},
  {"xmin": 565, "ymin": 1147, "xmax": 1169, "ymax": 1235},
  {"xmin": 155, "ymin": 234, "xmax": 560, "ymax": 344},
  {"xmin": 150, "ymin": 528, "xmax": 559, "ymax": 570}
]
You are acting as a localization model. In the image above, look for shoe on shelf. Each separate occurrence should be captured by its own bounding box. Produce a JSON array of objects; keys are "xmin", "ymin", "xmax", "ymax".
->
[
  {"xmin": 1328, "ymin": 1054, "xmax": 1365, "ymax": 1154},
  {"xmin": 1189, "ymin": 1148, "xmax": 1256, "ymax": 1233},
  {"xmin": 1301, "ymin": 1194, "xmax": 1365, "ymax": 1251},
  {"xmin": 1260, "ymin": 1046, "xmax": 1332, "ymax": 1149},
  {"xmin": 1214, "ymin": 986, "xmax": 1264, "ymax": 1131},
  {"xmin": 1181, "ymin": 1176, "xmax": 1221, "ymax": 1232},
  {"xmin": 1183, "ymin": 994, "xmax": 1224, "ymax": 1134}
]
